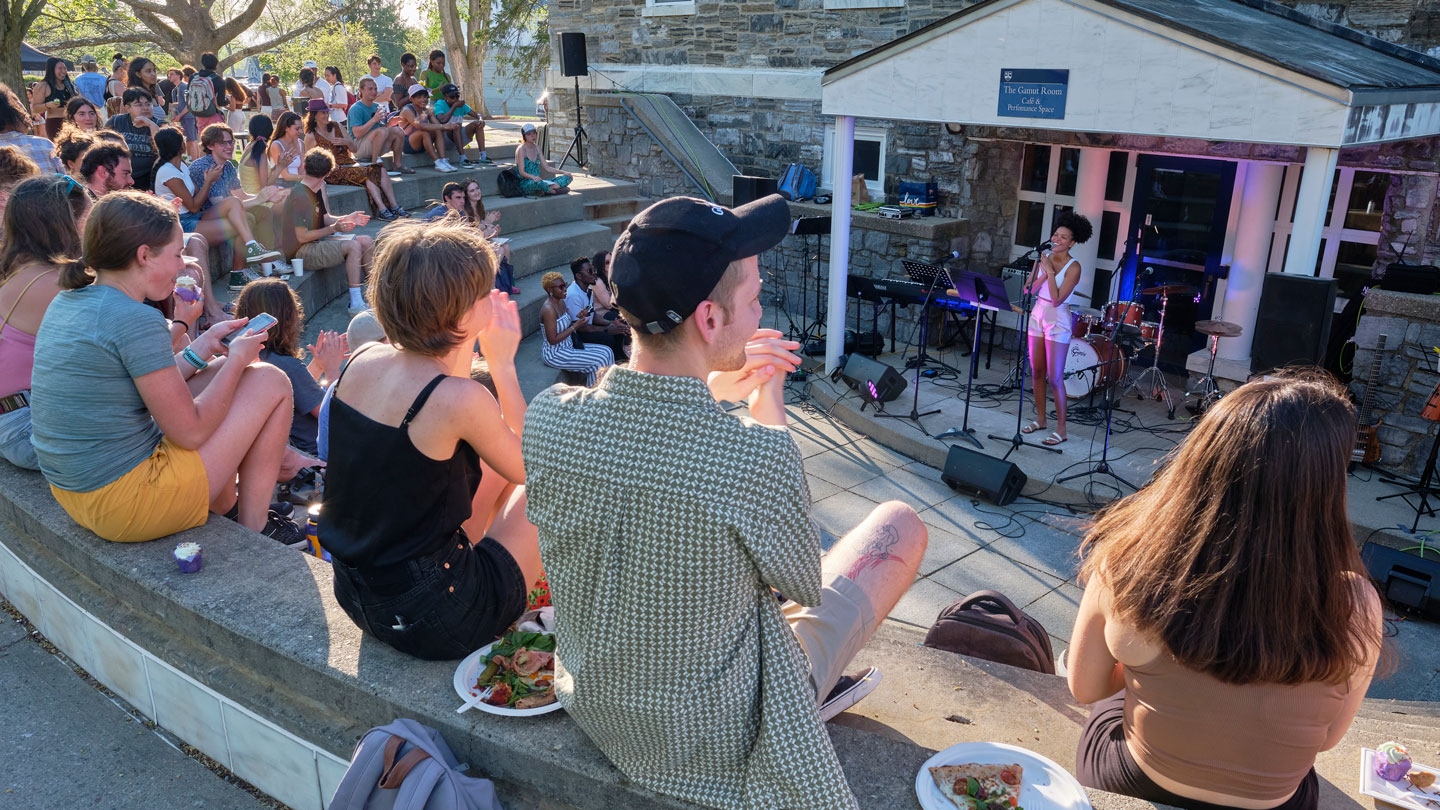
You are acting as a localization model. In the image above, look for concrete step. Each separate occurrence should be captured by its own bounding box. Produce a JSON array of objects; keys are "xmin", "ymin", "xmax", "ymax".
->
[
  {"xmin": 584, "ymin": 197, "xmax": 646, "ymax": 221},
  {"xmin": 593, "ymin": 213, "xmax": 633, "ymax": 235},
  {"xmin": 514, "ymin": 264, "xmax": 564, "ymax": 337},
  {"xmin": 505, "ymin": 220, "xmax": 617, "ymax": 280},
  {"xmin": 565, "ymin": 174, "xmax": 643, "ymax": 202}
]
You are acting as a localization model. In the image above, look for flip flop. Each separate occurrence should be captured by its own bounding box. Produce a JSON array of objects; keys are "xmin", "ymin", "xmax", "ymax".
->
[
  {"xmin": 1021, "ymin": 420, "xmax": 1045, "ymax": 435},
  {"xmin": 1043, "ymin": 432, "xmax": 1067, "ymax": 447},
  {"xmin": 397, "ymin": 165, "xmax": 416, "ymax": 175}
]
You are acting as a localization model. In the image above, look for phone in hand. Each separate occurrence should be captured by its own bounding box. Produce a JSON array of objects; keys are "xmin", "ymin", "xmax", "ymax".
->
[{"xmin": 222, "ymin": 312, "xmax": 278, "ymax": 347}]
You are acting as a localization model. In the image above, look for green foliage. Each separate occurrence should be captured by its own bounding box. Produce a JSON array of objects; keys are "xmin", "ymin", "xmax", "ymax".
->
[
  {"xmin": 487, "ymin": 0, "xmax": 548, "ymax": 86},
  {"xmin": 263, "ymin": 21, "xmax": 378, "ymax": 86}
]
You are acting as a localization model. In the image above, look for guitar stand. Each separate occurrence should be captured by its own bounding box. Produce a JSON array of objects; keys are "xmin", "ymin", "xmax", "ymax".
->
[{"xmin": 1377, "ymin": 428, "xmax": 1440, "ymax": 533}]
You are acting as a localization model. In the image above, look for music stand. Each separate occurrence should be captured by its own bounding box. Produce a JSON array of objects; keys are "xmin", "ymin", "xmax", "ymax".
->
[
  {"xmin": 874, "ymin": 263, "xmax": 953, "ymax": 433},
  {"xmin": 792, "ymin": 216, "xmax": 832, "ymax": 353},
  {"xmin": 938, "ymin": 270, "xmax": 1009, "ymax": 450},
  {"xmin": 848, "ymin": 274, "xmax": 887, "ymax": 355},
  {"xmin": 899, "ymin": 259, "xmax": 965, "ymax": 375}
]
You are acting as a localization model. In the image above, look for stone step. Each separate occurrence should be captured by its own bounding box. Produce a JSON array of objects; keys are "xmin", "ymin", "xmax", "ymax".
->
[
  {"xmin": 504, "ymin": 220, "xmax": 617, "ymax": 280},
  {"xmin": 583, "ymin": 197, "xmax": 646, "ymax": 221},
  {"xmin": 593, "ymin": 213, "xmax": 633, "ymax": 235}
]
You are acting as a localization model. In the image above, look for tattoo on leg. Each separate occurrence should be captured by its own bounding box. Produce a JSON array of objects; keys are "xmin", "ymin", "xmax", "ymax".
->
[{"xmin": 845, "ymin": 523, "xmax": 901, "ymax": 580}]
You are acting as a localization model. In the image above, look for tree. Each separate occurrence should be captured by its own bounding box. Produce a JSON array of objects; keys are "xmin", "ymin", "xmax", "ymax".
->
[
  {"xmin": 268, "ymin": 21, "xmax": 377, "ymax": 87},
  {"xmin": 1, "ymin": 0, "xmax": 50, "ymax": 93},
  {"xmin": 38, "ymin": 0, "xmax": 364, "ymax": 72},
  {"xmin": 434, "ymin": 0, "xmax": 545, "ymax": 118}
]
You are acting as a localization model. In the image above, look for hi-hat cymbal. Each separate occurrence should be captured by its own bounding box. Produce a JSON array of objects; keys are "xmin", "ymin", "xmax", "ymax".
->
[
  {"xmin": 1195, "ymin": 319, "xmax": 1243, "ymax": 338},
  {"xmin": 1141, "ymin": 283, "xmax": 1196, "ymax": 296}
]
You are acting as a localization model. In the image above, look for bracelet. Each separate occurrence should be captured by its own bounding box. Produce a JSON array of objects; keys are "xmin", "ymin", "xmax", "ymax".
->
[
  {"xmin": 172, "ymin": 319, "xmax": 191, "ymax": 334},
  {"xmin": 182, "ymin": 346, "xmax": 209, "ymax": 372}
]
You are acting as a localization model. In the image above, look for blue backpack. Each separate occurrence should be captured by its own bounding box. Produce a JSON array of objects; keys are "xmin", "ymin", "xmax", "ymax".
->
[
  {"xmin": 777, "ymin": 162, "xmax": 817, "ymax": 201},
  {"xmin": 327, "ymin": 719, "xmax": 504, "ymax": 810}
]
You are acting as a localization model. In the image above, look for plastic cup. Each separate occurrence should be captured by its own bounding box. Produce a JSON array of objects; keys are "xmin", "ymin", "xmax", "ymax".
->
[{"xmin": 292, "ymin": 258, "xmax": 304, "ymax": 277}]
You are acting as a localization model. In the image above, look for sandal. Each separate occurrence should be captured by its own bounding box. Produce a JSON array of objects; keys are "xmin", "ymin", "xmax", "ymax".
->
[
  {"xmin": 1021, "ymin": 420, "xmax": 1045, "ymax": 435},
  {"xmin": 397, "ymin": 165, "xmax": 416, "ymax": 175},
  {"xmin": 1043, "ymin": 432, "xmax": 1067, "ymax": 447}
]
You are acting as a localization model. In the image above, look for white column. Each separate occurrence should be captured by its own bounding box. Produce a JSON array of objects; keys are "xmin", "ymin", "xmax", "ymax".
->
[
  {"xmin": 825, "ymin": 115, "xmax": 855, "ymax": 376},
  {"xmin": 1281, "ymin": 146, "xmax": 1338, "ymax": 276},
  {"xmin": 1069, "ymin": 147, "xmax": 1108, "ymax": 307},
  {"xmin": 1219, "ymin": 161, "xmax": 1284, "ymax": 362}
]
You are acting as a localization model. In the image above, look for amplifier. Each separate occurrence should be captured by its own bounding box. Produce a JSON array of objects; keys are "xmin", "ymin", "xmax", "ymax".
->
[
  {"xmin": 1381, "ymin": 262, "xmax": 1440, "ymax": 295},
  {"xmin": 838, "ymin": 354, "xmax": 905, "ymax": 402}
]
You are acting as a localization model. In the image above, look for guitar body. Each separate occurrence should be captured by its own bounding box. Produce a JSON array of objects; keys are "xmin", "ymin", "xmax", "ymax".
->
[
  {"xmin": 1353, "ymin": 334, "xmax": 1388, "ymax": 465},
  {"xmin": 1357, "ymin": 422, "xmax": 1382, "ymax": 464}
]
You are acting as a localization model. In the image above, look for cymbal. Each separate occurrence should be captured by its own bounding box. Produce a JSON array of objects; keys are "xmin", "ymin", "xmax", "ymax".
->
[
  {"xmin": 1141, "ymin": 283, "xmax": 1196, "ymax": 296},
  {"xmin": 1195, "ymin": 319, "xmax": 1243, "ymax": 338}
]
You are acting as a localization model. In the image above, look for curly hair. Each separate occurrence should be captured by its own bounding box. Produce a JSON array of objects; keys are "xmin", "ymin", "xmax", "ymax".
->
[
  {"xmin": 234, "ymin": 277, "xmax": 304, "ymax": 357},
  {"xmin": 0, "ymin": 146, "xmax": 40, "ymax": 192},
  {"xmin": 1054, "ymin": 210, "xmax": 1093, "ymax": 244}
]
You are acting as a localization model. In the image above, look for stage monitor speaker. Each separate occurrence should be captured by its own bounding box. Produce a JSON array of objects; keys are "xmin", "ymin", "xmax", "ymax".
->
[
  {"xmin": 839, "ymin": 353, "xmax": 905, "ymax": 403},
  {"xmin": 941, "ymin": 446, "xmax": 1027, "ymax": 507},
  {"xmin": 733, "ymin": 175, "xmax": 777, "ymax": 207},
  {"xmin": 1362, "ymin": 541, "xmax": 1440, "ymax": 620},
  {"xmin": 1251, "ymin": 273, "xmax": 1336, "ymax": 374},
  {"xmin": 559, "ymin": 32, "xmax": 589, "ymax": 77}
]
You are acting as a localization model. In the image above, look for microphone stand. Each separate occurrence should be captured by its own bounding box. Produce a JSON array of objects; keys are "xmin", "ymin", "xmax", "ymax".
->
[
  {"xmin": 1057, "ymin": 312, "xmax": 1136, "ymax": 492},
  {"xmin": 938, "ymin": 269, "xmax": 1006, "ymax": 451},
  {"xmin": 988, "ymin": 251, "xmax": 1061, "ymax": 459}
]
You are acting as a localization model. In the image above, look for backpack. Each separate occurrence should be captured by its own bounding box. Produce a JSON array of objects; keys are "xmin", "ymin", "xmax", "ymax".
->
[
  {"xmin": 777, "ymin": 162, "xmax": 817, "ymax": 201},
  {"xmin": 328, "ymin": 719, "xmax": 504, "ymax": 810},
  {"xmin": 187, "ymin": 76, "xmax": 218, "ymax": 118},
  {"xmin": 922, "ymin": 590, "xmax": 1055, "ymax": 674},
  {"xmin": 497, "ymin": 168, "xmax": 523, "ymax": 198}
]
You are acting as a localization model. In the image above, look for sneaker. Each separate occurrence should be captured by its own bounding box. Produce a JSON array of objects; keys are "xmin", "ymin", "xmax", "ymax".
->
[
  {"xmin": 376, "ymin": 208, "xmax": 398, "ymax": 222},
  {"xmin": 818, "ymin": 667, "xmax": 881, "ymax": 722},
  {"xmin": 260, "ymin": 511, "xmax": 306, "ymax": 547},
  {"xmin": 348, "ymin": 304, "xmax": 368, "ymax": 317},
  {"xmin": 244, "ymin": 242, "xmax": 283, "ymax": 264},
  {"xmin": 393, "ymin": 206, "xmax": 411, "ymax": 218},
  {"xmin": 228, "ymin": 269, "xmax": 248, "ymax": 291},
  {"xmin": 434, "ymin": 159, "xmax": 456, "ymax": 173},
  {"xmin": 458, "ymin": 156, "xmax": 473, "ymax": 167},
  {"xmin": 269, "ymin": 501, "xmax": 295, "ymax": 519},
  {"xmin": 477, "ymin": 154, "xmax": 496, "ymax": 166}
]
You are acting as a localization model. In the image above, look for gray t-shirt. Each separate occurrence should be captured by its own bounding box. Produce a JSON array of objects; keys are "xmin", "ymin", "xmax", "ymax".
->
[
  {"xmin": 31, "ymin": 285, "xmax": 176, "ymax": 492},
  {"xmin": 259, "ymin": 348, "xmax": 323, "ymax": 455}
]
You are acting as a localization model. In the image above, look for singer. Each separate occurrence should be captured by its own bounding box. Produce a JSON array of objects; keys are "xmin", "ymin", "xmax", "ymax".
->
[{"xmin": 1021, "ymin": 212, "xmax": 1093, "ymax": 448}]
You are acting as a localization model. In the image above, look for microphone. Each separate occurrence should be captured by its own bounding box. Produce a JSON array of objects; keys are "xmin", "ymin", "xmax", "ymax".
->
[
  {"xmin": 934, "ymin": 250, "xmax": 961, "ymax": 263},
  {"xmin": 1039, "ymin": 241, "xmax": 1053, "ymax": 251}
]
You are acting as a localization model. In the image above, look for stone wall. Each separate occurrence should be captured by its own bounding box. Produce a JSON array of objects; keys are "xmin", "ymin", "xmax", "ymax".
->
[
  {"xmin": 1353, "ymin": 289, "xmax": 1440, "ymax": 477},
  {"xmin": 1281, "ymin": 1, "xmax": 1440, "ymax": 52}
]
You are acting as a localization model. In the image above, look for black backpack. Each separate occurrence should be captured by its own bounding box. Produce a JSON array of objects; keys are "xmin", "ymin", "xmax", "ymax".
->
[
  {"xmin": 923, "ymin": 590, "xmax": 1055, "ymax": 674},
  {"xmin": 496, "ymin": 168, "xmax": 523, "ymax": 198}
]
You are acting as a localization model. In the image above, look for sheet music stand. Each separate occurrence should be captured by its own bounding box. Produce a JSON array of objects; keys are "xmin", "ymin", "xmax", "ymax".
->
[
  {"xmin": 937, "ymin": 270, "xmax": 1009, "ymax": 450},
  {"xmin": 900, "ymin": 260, "xmax": 965, "ymax": 375},
  {"xmin": 793, "ymin": 216, "xmax": 832, "ymax": 353}
]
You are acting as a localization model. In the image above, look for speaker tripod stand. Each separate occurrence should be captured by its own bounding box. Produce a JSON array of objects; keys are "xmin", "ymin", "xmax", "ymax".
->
[{"xmin": 557, "ymin": 75, "xmax": 589, "ymax": 171}]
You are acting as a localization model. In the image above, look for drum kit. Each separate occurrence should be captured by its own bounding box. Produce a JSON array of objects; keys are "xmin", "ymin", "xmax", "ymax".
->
[{"xmin": 1063, "ymin": 283, "xmax": 1195, "ymax": 418}]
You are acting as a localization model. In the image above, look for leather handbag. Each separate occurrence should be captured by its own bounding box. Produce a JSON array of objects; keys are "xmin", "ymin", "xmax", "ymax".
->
[{"xmin": 922, "ymin": 590, "xmax": 1056, "ymax": 674}]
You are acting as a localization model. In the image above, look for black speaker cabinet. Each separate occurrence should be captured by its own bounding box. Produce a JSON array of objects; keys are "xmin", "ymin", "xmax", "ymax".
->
[
  {"xmin": 559, "ymin": 32, "xmax": 588, "ymax": 77},
  {"xmin": 1362, "ymin": 541, "xmax": 1440, "ymax": 619},
  {"xmin": 1251, "ymin": 273, "xmax": 1336, "ymax": 374},
  {"xmin": 941, "ymin": 446, "xmax": 1028, "ymax": 507},
  {"xmin": 733, "ymin": 175, "xmax": 778, "ymax": 207},
  {"xmin": 839, "ymin": 354, "xmax": 905, "ymax": 403}
]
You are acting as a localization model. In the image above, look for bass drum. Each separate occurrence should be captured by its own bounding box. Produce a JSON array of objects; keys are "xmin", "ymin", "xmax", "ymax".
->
[{"xmin": 1063, "ymin": 335, "xmax": 1128, "ymax": 398}]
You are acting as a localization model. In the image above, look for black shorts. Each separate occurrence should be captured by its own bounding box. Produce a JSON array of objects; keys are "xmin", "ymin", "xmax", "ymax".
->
[
  {"xmin": 1076, "ymin": 692, "xmax": 1319, "ymax": 810},
  {"xmin": 331, "ymin": 532, "xmax": 528, "ymax": 661}
]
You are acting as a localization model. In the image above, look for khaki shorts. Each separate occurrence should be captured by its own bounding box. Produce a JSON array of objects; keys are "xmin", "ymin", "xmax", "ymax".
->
[
  {"xmin": 295, "ymin": 236, "xmax": 348, "ymax": 270},
  {"xmin": 783, "ymin": 571, "xmax": 877, "ymax": 704},
  {"xmin": 51, "ymin": 437, "xmax": 209, "ymax": 543}
]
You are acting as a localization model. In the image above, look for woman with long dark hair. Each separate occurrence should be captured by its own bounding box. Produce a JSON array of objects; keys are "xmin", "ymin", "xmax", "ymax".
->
[
  {"xmin": 125, "ymin": 56, "xmax": 166, "ymax": 120},
  {"xmin": 64, "ymin": 97, "xmax": 99, "ymax": 132},
  {"xmin": 302, "ymin": 101, "xmax": 405, "ymax": 219},
  {"xmin": 1021, "ymin": 210, "xmax": 1091, "ymax": 448},
  {"xmin": 29, "ymin": 57, "xmax": 76, "ymax": 139},
  {"xmin": 29, "ymin": 191, "xmax": 303, "ymax": 543},
  {"xmin": 1069, "ymin": 372, "xmax": 1385, "ymax": 810},
  {"xmin": 267, "ymin": 111, "xmax": 305, "ymax": 184},
  {"xmin": 0, "ymin": 176, "xmax": 89, "ymax": 469}
]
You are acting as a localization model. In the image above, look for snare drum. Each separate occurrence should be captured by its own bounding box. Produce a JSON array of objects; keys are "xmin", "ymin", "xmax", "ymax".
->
[
  {"xmin": 1072, "ymin": 312, "xmax": 1104, "ymax": 339},
  {"xmin": 1103, "ymin": 301, "xmax": 1143, "ymax": 330},
  {"xmin": 1139, "ymin": 321, "xmax": 1161, "ymax": 341},
  {"xmin": 1063, "ymin": 335, "xmax": 1128, "ymax": 398}
]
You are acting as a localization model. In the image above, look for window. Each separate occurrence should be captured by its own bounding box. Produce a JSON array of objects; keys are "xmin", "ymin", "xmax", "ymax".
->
[
  {"xmin": 822, "ymin": 125, "xmax": 887, "ymax": 198},
  {"xmin": 643, "ymin": 0, "xmax": 694, "ymax": 16},
  {"xmin": 1012, "ymin": 144, "xmax": 1133, "ymax": 264},
  {"xmin": 1268, "ymin": 166, "xmax": 1392, "ymax": 287}
]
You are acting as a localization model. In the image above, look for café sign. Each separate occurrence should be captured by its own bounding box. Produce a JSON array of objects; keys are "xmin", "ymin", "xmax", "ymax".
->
[{"xmin": 998, "ymin": 69, "xmax": 1069, "ymax": 120}]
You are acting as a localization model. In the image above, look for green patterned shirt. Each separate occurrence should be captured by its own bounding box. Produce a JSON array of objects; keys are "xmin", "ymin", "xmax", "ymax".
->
[{"xmin": 523, "ymin": 367, "xmax": 857, "ymax": 810}]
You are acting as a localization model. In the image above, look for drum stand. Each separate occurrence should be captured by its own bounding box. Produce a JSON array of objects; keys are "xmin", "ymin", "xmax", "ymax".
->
[
  {"xmin": 1121, "ymin": 292, "xmax": 1175, "ymax": 419},
  {"xmin": 1057, "ymin": 317, "xmax": 1137, "ymax": 492},
  {"xmin": 988, "ymin": 289, "xmax": 1062, "ymax": 459},
  {"xmin": 1187, "ymin": 335, "xmax": 1225, "ymax": 415}
]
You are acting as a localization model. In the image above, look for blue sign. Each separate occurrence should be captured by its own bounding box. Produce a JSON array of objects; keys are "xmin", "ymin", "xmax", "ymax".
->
[{"xmin": 997, "ymin": 68, "xmax": 1069, "ymax": 120}]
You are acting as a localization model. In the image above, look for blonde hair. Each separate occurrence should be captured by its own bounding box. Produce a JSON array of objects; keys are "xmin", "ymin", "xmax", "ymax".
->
[{"xmin": 540, "ymin": 271, "xmax": 564, "ymax": 289}]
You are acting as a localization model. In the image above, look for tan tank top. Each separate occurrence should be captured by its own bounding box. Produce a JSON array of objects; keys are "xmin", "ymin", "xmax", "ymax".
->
[{"xmin": 1124, "ymin": 651, "xmax": 1350, "ymax": 801}]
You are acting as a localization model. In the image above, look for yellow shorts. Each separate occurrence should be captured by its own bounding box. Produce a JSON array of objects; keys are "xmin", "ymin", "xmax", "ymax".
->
[{"xmin": 51, "ymin": 437, "xmax": 210, "ymax": 543}]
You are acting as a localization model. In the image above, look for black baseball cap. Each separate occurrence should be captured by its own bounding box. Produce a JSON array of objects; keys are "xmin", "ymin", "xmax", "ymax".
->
[
  {"xmin": 612, "ymin": 194, "xmax": 789, "ymax": 334},
  {"xmin": 438, "ymin": 83, "xmax": 460, "ymax": 97}
]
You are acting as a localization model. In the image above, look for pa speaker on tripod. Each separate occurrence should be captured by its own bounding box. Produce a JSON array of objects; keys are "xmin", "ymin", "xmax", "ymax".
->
[
  {"xmin": 838, "ymin": 354, "xmax": 905, "ymax": 403},
  {"xmin": 559, "ymin": 32, "xmax": 588, "ymax": 77},
  {"xmin": 941, "ymin": 446, "xmax": 1027, "ymax": 506}
]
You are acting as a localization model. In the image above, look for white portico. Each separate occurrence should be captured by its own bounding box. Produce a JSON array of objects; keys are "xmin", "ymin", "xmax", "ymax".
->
[{"xmin": 817, "ymin": 0, "xmax": 1440, "ymax": 377}]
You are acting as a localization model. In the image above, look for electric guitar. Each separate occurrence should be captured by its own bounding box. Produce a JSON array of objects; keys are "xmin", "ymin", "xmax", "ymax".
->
[{"xmin": 1354, "ymin": 334, "xmax": 1387, "ymax": 465}]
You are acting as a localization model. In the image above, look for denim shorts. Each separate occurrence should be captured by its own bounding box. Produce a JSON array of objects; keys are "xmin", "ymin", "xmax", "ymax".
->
[
  {"xmin": 331, "ymin": 532, "xmax": 528, "ymax": 661},
  {"xmin": 179, "ymin": 210, "xmax": 203, "ymax": 232},
  {"xmin": 0, "ymin": 404, "xmax": 38, "ymax": 470}
]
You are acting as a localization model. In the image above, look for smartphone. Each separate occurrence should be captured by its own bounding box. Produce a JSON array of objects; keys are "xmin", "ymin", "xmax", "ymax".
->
[{"xmin": 222, "ymin": 312, "xmax": 278, "ymax": 347}]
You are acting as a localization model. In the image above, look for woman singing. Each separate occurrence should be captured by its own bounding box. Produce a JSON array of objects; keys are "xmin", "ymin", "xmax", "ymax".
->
[{"xmin": 1022, "ymin": 211, "xmax": 1092, "ymax": 448}]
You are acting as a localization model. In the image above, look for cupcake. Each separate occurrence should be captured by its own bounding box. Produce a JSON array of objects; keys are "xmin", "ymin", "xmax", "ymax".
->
[
  {"xmin": 174, "ymin": 275, "xmax": 200, "ymax": 303},
  {"xmin": 1375, "ymin": 741, "xmax": 1412, "ymax": 781},
  {"xmin": 173, "ymin": 541, "xmax": 203, "ymax": 574}
]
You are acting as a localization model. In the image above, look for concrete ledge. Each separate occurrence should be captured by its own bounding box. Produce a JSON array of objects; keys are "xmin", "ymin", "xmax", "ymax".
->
[{"xmin": 0, "ymin": 460, "xmax": 1434, "ymax": 809}]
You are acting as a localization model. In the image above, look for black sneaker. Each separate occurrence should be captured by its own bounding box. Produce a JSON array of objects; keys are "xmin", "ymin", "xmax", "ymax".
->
[
  {"xmin": 260, "ymin": 511, "xmax": 306, "ymax": 547},
  {"xmin": 269, "ymin": 501, "xmax": 294, "ymax": 519},
  {"xmin": 818, "ymin": 666, "xmax": 881, "ymax": 722}
]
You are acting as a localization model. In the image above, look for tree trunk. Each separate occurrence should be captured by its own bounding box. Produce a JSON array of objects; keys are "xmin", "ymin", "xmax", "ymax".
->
[
  {"xmin": 438, "ymin": 0, "xmax": 489, "ymax": 117},
  {"xmin": 0, "ymin": 31, "xmax": 24, "ymax": 97},
  {"xmin": 2, "ymin": 0, "xmax": 50, "ymax": 98}
]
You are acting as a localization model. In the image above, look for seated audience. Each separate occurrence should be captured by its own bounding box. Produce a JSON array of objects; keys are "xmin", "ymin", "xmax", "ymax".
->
[
  {"xmin": 29, "ymin": 57, "xmax": 75, "ymax": 139},
  {"xmin": 521, "ymin": 195, "xmax": 927, "ymax": 810},
  {"xmin": 267, "ymin": 111, "xmax": 306, "ymax": 184},
  {"xmin": 126, "ymin": 57, "xmax": 167, "ymax": 121},
  {"xmin": 538, "ymin": 270, "xmax": 612, "ymax": 386},
  {"xmin": 233, "ymin": 277, "xmax": 345, "ymax": 456},
  {"xmin": 53, "ymin": 127, "xmax": 94, "ymax": 176},
  {"xmin": 515, "ymin": 122, "xmax": 571, "ymax": 195},
  {"xmin": 279, "ymin": 148, "xmax": 373, "ymax": 315},
  {"xmin": 0, "ymin": 146, "xmax": 39, "ymax": 220},
  {"xmin": 432, "ymin": 83, "xmax": 488, "ymax": 165},
  {"xmin": 153, "ymin": 127, "xmax": 248, "ymax": 320},
  {"xmin": 1068, "ymin": 372, "xmax": 1385, "ymax": 810},
  {"xmin": 320, "ymin": 218, "xmax": 539, "ymax": 660},
  {"xmin": 0, "ymin": 176, "xmax": 89, "ymax": 469},
  {"xmin": 566, "ymin": 255, "xmax": 629, "ymax": 360},
  {"xmin": 73, "ymin": 56, "xmax": 106, "ymax": 108},
  {"xmin": 238, "ymin": 114, "xmax": 275, "ymax": 193},
  {"xmin": 417, "ymin": 50, "xmax": 451, "ymax": 92},
  {"xmin": 80, "ymin": 141, "xmax": 134, "ymax": 198},
  {"xmin": 347, "ymin": 78, "xmax": 409, "ymax": 174},
  {"xmin": 302, "ymin": 100, "xmax": 406, "ymax": 220},
  {"xmin": 191, "ymin": 53, "xmax": 227, "ymax": 130},
  {"xmin": 29, "ymin": 191, "xmax": 303, "ymax": 543},
  {"xmin": 188, "ymin": 123, "xmax": 285, "ymax": 287},
  {"xmin": 323, "ymin": 66, "xmax": 350, "ymax": 115},
  {"xmin": 463, "ymin": 178, "xmax": 516, "ymax": 292},
  {"xmin": 166, "ymin": 67, "xmax": 199, "ymax": 158},
  {"xmin": 105, "ymin": 88, "xmax": 161, "ymax": 191},
  {"xmin": 0, "ymin": 83, "xmax": 62, "ymax": 172},
  {"xmin": 64, "ymin": 97, "xmax": 99, "ymax": 132},
  {"xmin": 591, "ymin": 248, "xmax": 616, "ymax": 314},
  {"xmin": 390, "ymin": 52, "xmax": 418, "ymax": 111},
  {"xmin": 398, "ymin": 85, "xmax": 457, "ymax": 173}
]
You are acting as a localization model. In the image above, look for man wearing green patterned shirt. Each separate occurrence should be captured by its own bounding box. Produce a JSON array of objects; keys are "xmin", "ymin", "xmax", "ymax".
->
[{"xmin": 523, "ymin": 194, "xmax": 928, "ymax": 810}]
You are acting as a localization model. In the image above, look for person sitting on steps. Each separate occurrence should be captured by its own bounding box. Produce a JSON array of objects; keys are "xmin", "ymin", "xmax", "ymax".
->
[
  {"xmin": 279, "ymin": 148, "xmax": 374, "ymax": 316},
  {"xmin": 514, "ymin": 122, "xmax": 571, "ymax": 196}
]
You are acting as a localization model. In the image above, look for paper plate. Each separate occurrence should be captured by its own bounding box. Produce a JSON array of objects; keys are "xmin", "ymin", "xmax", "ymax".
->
[
  {"xmin": 1359, "ymin": 748, "xmax": 1440, "ymax": 810},
  {"xmin": 452, "ymin": 639, "xmax": 563, "ymax": 717},
  {"xmin": 915, "ymin": 741, "xmax": 1092, "ymax": 810}
]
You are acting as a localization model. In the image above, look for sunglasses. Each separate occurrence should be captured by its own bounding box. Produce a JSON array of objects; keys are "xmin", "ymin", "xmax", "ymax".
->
[{"xmin": 58, "ymin": 174, "xmax": 81, "ymax": 195}]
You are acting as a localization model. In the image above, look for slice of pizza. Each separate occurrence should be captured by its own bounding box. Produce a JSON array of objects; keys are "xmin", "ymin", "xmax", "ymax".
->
[{"xmin": 928, "ymin": 763, "xmax": 1024, "ymax": 809}]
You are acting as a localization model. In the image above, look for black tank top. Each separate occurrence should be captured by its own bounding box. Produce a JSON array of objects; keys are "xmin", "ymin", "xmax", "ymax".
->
[{"xmin": 320, "ymin": 365, "xmax": 482, "ymax": 568}]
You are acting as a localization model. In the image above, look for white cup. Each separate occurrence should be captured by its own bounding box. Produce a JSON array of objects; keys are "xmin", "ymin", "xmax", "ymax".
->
[{"xmin": 292, "ymin": 258, "xmax": 304, "ymax": 277}]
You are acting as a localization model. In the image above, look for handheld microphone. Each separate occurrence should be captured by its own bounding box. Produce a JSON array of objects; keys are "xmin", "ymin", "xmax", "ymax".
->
[
  {"xmin": 1039, "ymin": 241, "xmax": 1053, "ymax": 251},
  {"xmin": 935, "ymin": 250, "xmax": 961, "ymax": 263}
]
